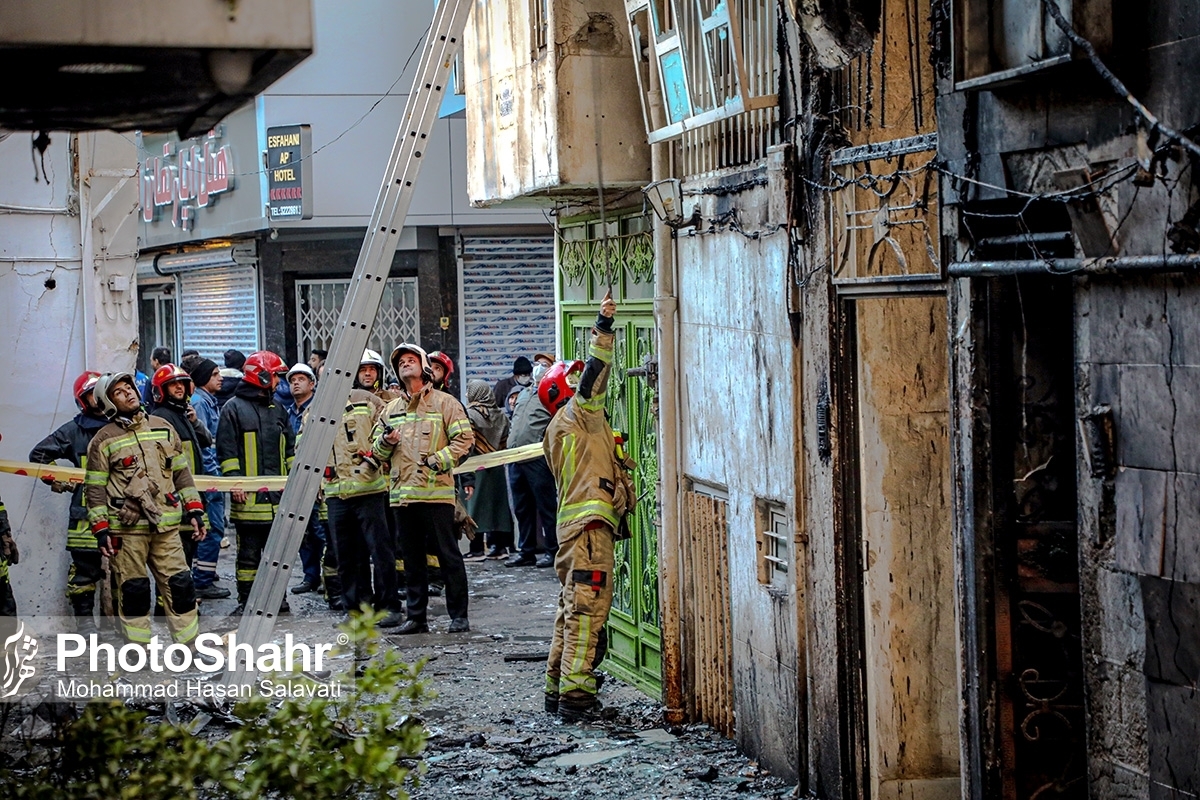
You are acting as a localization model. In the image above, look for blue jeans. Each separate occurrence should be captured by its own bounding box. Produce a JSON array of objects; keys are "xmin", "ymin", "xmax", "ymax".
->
[
  {"xmin": 298, "ymin": 516, "xmax": 329, "ymax": 587},
  {"xmin": 192, "ymin": 491, "xmax": 225, "ymax": 588}
]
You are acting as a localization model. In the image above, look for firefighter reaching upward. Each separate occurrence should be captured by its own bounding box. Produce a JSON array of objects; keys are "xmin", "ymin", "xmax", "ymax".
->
[
  {"xmin": 540, "ymin": 290, "xmax": 636, "ymax": 721},
  {"xmin": 84, "ymin": 372, "xmax": 206, "ymax": 644}
]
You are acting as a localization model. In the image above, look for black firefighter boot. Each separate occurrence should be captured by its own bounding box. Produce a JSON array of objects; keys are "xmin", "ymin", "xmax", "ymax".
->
[{"xmin": 71, "ymin": 594, "xmax": 100, "ymax": 637}]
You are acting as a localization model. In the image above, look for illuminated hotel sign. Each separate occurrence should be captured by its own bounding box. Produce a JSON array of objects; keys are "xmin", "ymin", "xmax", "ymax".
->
[
  {"xmin": 138, "ymin": 126, "xmax": 234, "ymax": 230},
  {"xmin": 266, "ymin": 124, "xmax": 313, "ymax": 220}
]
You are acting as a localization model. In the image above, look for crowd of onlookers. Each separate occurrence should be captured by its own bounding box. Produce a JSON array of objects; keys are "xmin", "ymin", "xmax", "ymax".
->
[{"xmin": 7, "ymin": 343, "xmax": 562, "ymax": 639}]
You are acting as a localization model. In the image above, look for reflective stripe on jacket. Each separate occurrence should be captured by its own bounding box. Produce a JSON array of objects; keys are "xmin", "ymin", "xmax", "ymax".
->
[
  {"xmin": 544, "ymin": 319, "xmax": 620, "ymax": 541},
  {"xmin": 321, "ymin": 389, "xmax": 388, "ymax": 499},
  {"xmin": 29, "ymin": 412, "xmax": 107, "ymax": 549},
  {"xmin": 216, "ymin": 388, "xmax": 295, "ymax": 523},
  {"xmin": 373, "ymin": 383, "xmax": 474, "ymax": 506},
  {"xmin": 83, "ymin": 413, "xmax": 204, "ymax": 536}
]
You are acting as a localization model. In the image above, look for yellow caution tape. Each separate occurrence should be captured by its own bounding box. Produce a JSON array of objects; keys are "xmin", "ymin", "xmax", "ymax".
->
[
  {"xmin": 452, "ymin": 442, "xmax": 543, "ymax": 473},
  {"xmin": 0, "ymin": 444, "xmax": 542, "ymax": 491}
]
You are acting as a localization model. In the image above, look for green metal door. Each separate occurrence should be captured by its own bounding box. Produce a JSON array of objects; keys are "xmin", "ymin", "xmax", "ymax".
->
[{"xmin": 558, "ymin": 214, "xmax": 662, "ymax": 698}]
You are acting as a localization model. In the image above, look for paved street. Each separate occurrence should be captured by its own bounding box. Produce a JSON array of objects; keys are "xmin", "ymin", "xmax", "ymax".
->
[{"xmin": 191, "ymin": 549, "xmax": 795, "ymax": 799}]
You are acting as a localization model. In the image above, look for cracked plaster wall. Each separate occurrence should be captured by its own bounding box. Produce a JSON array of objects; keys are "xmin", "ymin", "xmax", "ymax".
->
[
  {"xmin": 0, "ymin": 131, "xmax": 138, "ymax": 620},
  {"xmin": 676, "ymin": 176, "xmax": 800, "ymax": 781}
]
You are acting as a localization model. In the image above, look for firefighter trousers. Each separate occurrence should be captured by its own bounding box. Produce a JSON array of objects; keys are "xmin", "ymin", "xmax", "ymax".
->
[
  {"xmin": 109, "ymin": 531, "xmax": 198, "ymax": 643},
  {"xmin": 66, "ymin": 549, "xmax": 103, "ymax": 619},
  {"xmin": 235, "ymin": 522, "xmax": 271, "ymax": 604},
  {"xmin": 393, "ymin": 503, "xmax": 466, "ymax": 622},
  {"xmin": 0, "ymin": 557, "xmax": 15, "ymax": 617},
  {"xmin": 328, "ymin": 493, "xmax": 399, "ymax": 613},
  {"xmin": 545, "ymin": 523, "xmax": 614, "ymax": 699}
]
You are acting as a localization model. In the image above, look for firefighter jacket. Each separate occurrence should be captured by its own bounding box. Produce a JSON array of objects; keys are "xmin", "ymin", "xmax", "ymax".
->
[
  {"xmin": 149, "ymin": 400, "xmax": 212, "ymax": 478},
  {"xmin": 373, "ymin": 383, "xmax": 474, "ymax": 507},
  {"xmin": 84, "ymin": 412, "xmax": 205, "ymax": 537},
  {"xmin": 29, "ymin": 412, "xmax": 107, "ymax": 550},
  {"xmin": 320, "ymin": 388, "xmax": 387, "ymax": 499},
  {"xmin": 216, "ymin": 383, "xmax": 295, "ymax": 523},
  {"xmin": 544, "ymin": 314, "xmax": 633, "ymax": 542}
]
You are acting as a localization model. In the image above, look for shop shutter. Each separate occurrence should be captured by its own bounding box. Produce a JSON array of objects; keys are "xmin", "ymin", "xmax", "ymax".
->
[
  {"xmin": 460, "ymin": 235, "xmax": 555, "ymax": 389},
  {"xmin": 178, "ymin": 264, "xmax": 260, "ymax": 361}
]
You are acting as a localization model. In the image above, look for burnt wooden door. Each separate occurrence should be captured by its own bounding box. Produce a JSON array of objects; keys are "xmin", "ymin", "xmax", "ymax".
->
[{"xmin": 984, "ymin": 276, "xmax": 1087, "ymax": 799}]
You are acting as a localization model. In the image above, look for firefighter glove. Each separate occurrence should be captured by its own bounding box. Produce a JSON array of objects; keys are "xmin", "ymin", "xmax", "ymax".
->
[{"xmin": 117, "ymin": 496, "xmax": 143, "ymax": 527}]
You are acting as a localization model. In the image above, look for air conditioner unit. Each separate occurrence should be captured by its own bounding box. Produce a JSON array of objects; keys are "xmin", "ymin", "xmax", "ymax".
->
[{"xmin": 0, "ymin": 0, "xmax": 312, "ymax": 136}]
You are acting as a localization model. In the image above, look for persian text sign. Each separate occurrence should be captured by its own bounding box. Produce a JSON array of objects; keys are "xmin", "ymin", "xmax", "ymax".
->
[
  {"xmin": 266, "ymin": 124, "xmax": 313, "ymax": 220},
  {"xmin": 139, "ymin": 127, "xmax": 234, "ymax": 230}
]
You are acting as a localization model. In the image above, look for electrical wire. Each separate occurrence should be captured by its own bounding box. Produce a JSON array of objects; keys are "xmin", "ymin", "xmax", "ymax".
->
[{"xmin": 127, "ymin": 25, "xmax": 431, "ymax": 182}]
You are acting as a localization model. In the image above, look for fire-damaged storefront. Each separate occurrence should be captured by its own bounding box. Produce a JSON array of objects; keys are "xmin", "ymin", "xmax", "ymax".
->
[{"xmin": 135, "ymin": 103, "xmax": 266, "ymax": 373}]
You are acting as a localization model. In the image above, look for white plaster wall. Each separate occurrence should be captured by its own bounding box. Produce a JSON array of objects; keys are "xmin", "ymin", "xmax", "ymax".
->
[
  {"xmin": 0, "ymin": 131, "xmax": 139, "ymax": 617},
  {"xmin": 0, "ymin": 133, "xmax": 86, "ymax": 616},
  {"xmin": 676, "ymin": 179, "xmax": 799, "ymax": 778},
  {"xmin": 262, "ymin": 0, "xmax": 546, "ymax": 228}
]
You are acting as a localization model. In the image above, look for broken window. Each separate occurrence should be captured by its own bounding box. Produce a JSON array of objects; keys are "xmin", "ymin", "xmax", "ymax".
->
[
  {"xmin": 755, "ymin": 498, "xmax": 790, "ymax": 589},
  {"xmin": 625, "ymin": 0, "xmax": 777, "ymax": 143},
  {"xmin": 955, "ymin": 0, "xmax": 1111, "ymax": 88},
  {"xmin": 829, "ymin": 137, "xmax": 941, "ymax": 285}
]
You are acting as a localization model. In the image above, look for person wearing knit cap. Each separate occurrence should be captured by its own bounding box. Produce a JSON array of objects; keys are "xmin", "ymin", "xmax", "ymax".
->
[
  {"xmin": 224, "ymin": 349, "xmax": 246, "ymax": 371},
  {"xmin": 216, "ymin": 350, "xmax": 245, "ymax": 411},
  {"xmin": 187, "ymin": 359, "xmax": 231, "ymax": 599},
  {"xmin": 493, "ymin": 356, "xmax": 533, "ymax": 412}
]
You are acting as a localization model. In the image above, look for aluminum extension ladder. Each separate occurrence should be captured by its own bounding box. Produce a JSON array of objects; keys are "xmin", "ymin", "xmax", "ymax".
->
[{"xmin": 195, "ymin": 0, "xmax": 473, "ymax": 719}]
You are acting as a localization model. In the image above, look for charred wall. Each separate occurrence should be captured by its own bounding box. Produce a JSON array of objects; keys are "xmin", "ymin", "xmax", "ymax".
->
[{"xmin": 942, "ymin": 2, "xmax": 1200, "ymax": 797}]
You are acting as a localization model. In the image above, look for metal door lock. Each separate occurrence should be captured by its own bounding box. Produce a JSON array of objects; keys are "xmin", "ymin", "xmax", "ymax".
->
[{"xmin": 626, "ymin": 355, "xmax": 658, "ymax": 390}]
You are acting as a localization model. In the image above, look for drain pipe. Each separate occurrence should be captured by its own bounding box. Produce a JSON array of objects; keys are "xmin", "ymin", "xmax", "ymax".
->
[
  {"xmin": 948, "ymin": 253, "xmax": 1200, "ymax": 276},
  {"xmin": 648, "ymin": 68, "xmax": 685, "ymax": 725}
]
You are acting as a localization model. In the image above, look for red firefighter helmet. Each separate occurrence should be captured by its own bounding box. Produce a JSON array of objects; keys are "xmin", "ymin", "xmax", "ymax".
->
[
  {"xmin": 427, "ymin": 350, "xmax": 454, "ymax": 376},
  {"xmin": 72, "ymin": 370, "xmax": 102, "ymax": 411},
  {"xmin": 151, "ymin": 364, "xmax": 193, "ymax": 403},
  {"xmin": 242, "ymin": 351, "xmax": 288, "ymax": 389},
  {"xmin": 538, "ymin": 360, "xmax": 585, "ymax": 414}
]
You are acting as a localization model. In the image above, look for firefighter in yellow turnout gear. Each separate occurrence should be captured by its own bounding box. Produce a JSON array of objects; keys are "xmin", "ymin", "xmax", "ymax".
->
[
  {"xmin": 84, "ymin": 373, "xmax": 206, "ymax": 643},
  {"xmin": 540, "ymin": 291, "xmax": 635, "ymax": 721}
]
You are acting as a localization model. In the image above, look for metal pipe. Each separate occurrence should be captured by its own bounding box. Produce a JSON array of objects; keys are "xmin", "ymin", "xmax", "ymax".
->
[
  {"xmin": 0, "ymin": 203, "xmax": 72, "ymax": 214},
  {"xmin": 76, "ymin": 134, "xmax": 95, "ymax": 367},
  {"xmin": 974, "ymin": 231, "xmax": 1072, "ymax": 247},
  {"xmin": 948, "ymin": 253, "xmax": 1200, "ymax": 277},
  {"xmin": 650, "ymin": 59, "xmax": 686, "ymax": 725}
]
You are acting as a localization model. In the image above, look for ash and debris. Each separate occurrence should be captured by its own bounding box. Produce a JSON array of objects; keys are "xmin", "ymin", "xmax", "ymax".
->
[
  {"xmin": 1, "ymin": 554, "xmax": 796, "ymax": 799},
  {"xmin": 379, "ymin": 560, "xmax": 794, "ymax": 799}
]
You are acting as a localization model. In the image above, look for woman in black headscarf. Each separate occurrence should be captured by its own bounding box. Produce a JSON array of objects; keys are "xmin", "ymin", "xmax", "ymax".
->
[{"xmin": 465, "ymin": 380, "xmax": 515, "ymax": 558}]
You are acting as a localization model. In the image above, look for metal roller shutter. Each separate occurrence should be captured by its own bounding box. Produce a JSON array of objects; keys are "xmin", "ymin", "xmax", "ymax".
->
[
  {"xmin": 178, "ymin": 265, "xmax": 260, "ymax": 361},
  {"xmin": 460, "ymin": 235, "xmax": 555, "ymax": 389}
]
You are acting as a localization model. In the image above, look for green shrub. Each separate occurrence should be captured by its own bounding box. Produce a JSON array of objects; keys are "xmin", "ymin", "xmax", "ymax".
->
[{"xmin": 6, "ymin": 610, "xmax": 427, "ymax": 799}]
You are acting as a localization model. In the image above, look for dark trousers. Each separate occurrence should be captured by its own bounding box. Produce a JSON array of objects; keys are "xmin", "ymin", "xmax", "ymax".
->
[
  {"xmin": 393, "ymin": 504, "xmax": 467, "ymax": 622},
  {"xmin": 67, "ymin": 549, "xmax": 104, "ymax": 617},
  {"xmin": 509, "ymin": 458, "xmax": 559, "ymax": 556},
  {"xmin": 0, "ymin": 558, "xmax": 16, "ymax": 617},
  {"xmin": 235, "ymin": 522, "xmax": 271, "ymax": 603},
  {"xmin": 328, "ymin": 494, "xmax": 400, "ymax": 613}
]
